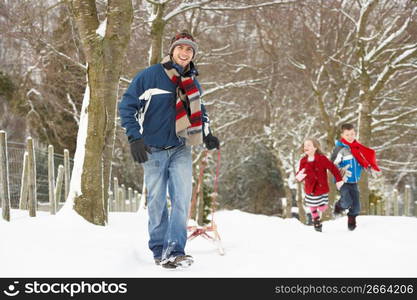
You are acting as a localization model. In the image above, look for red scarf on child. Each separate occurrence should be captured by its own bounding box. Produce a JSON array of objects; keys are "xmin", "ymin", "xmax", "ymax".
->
[{"xmin": 341, "ymin": 138, "xmax": 380, "ymax": 171}]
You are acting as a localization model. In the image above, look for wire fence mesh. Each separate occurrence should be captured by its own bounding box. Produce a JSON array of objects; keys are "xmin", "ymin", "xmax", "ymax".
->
[{"xmin": 7, "ymin": 141, "xmax": 73, "ymax": 208}]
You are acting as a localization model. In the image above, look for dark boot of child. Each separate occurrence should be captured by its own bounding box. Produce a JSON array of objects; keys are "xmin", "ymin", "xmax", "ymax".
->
[
  {"xmin": 348, "ymin": 215, "xmax": 356, "ymax": 231},
  {"xmin": 333, "ymin": 202, "xmax": 344, "ymax": 217},
  {"xmin": 313, "ymin": 217, "xmax": 322, "ymax": 232}
]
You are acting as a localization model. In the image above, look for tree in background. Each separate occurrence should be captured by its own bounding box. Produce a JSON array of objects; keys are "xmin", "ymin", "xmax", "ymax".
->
[
  {"xmin": 64, "ymin": 0, "xmax": 133, "ymax": 225},
  {"xmin": 1, "ymin": 0, "xmax": 416, "ymax": 222}
]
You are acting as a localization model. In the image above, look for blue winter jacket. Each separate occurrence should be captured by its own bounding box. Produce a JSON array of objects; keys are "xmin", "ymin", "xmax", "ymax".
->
[
  {"xmin": 330, "ymin": 140, "xmax": 363, "ymax": 183},
  {"xmin": 118, "ymin": 62, "xmax": 210, "ymax": 147}
]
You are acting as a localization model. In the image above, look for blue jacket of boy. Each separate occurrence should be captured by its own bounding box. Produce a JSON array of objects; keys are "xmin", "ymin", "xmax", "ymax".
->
[
  {"xmin": 118, "ymin": 62, "xmax": 210, "ymax": 147},
  {"xmin": 331, "ymin": 140, "xmax": 363, "ymax": 183}
]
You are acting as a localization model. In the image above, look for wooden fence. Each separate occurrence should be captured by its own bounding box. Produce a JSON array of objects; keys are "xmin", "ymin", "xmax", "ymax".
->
[
  {"xmin": 369, "ymin": 185, "xmax": 417, "ymax": 217},
  {"xmin": 0, "ymin": 131, "xmax": 141, "ymax": 221}
]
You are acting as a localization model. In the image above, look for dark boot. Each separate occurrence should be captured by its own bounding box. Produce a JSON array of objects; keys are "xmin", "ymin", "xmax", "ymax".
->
[
  {"xmin": 313, "ymin": 217, "xmax": 322, "ymax": 232},
  {"xmin": 333, "ymin": 202, "xmax": 344, "ymax": 217},
  {"xmin": 348, "ymin": 215, "xmax": 356, "ymax": 231}
]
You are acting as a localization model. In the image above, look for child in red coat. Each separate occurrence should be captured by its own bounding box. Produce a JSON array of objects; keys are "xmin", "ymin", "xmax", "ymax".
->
[{"xmin": 296, "ymin": 138, "xmax": 344, "ymax": 232}]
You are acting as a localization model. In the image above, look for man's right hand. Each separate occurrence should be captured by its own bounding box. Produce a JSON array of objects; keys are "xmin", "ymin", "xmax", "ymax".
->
[{"xmin": 130, "ymin": 139, "xmax": 152, "ymax": 163}]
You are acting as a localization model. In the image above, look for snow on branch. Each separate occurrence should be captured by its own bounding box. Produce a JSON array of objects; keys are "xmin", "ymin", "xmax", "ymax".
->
[
  {"xmin": 372, "ymin": 130, "xmax": 411, "ymax": 151},
  {"xmin": 369, "ymin": 46, "xmax": 417, "ymax": 95},
  {"xmin": 202, "ymin": 78, "xmax": 265, "ymax": 97},
  {"xmin": 372, "ymin": 107, "xmax": 417, "ymax": 128},
  {"xmin": 364, "ymin": 15, "xmax": 411, "ymax": 63},
  {"xmin": 379, "ymin": 166, "xmax": 417, "ymax": 173},
  {"xmin": 39, "ymin": 39, "xmax": 132, "ymax": 85},
  {"xmin": 357, "ymin": 0, "xmax": 377, "ymax": 35},
  {"xmin": 334, "ymin": 8, "xmax": 357, "ymax": 25},
  {"xmin": 66, "ymin": 93, "xmax": 80, "ymax": 126},
  {"xmin": 41, "ymin": 40, "xmax": 87, "ymax": 70},
  {"xmin": 215, "ymin": 115, "xmax": 250, "ymax": 132},
  {"xmin": 287, "ymin": 57, "xmax": 306, "ymax": 70},
  {"xmin": 200, "ymin": 0, "xmax": 295, "ymax": 12},
  {"xmin": 163, "ymin": 0, "xmax": 295, "ymax": 22},
  {"xmin": 146, "ymin": 0, "xmax": 172, "ymax": 6},
  {"xmin": 211, "ymin": 45, "xmax": 231, "ymax": 52},
  {"xmin": 163, "ymin": 0, "xmax": 214, "ymax": 21},
  {"xmin": 392, "ymin": 45, "xmax": 417, "ymax": 65},
  {"xmin": 96, "ymin": 18, "xmax": 107, "ymax": 37},
  {"xmin": 378, "ymin": 159, "xmax": 417, "ymax": 167}
]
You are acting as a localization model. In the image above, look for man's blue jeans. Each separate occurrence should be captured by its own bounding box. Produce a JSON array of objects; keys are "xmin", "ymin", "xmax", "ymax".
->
[
  {"xmin": 338, "ymin": 182, "xmax": 361, "ymax": 216},
  {"xmin": 142, "ymin": 144, "xmax": 192, "ymax": 260}
]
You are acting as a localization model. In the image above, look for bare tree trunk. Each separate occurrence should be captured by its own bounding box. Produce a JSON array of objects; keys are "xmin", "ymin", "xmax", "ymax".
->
[
  {"xmin": 358, "ymin": 96, "xmax": 372, "ymax": 215},
  {"xmin": 67, "ymin": 0, "xmax": 133, "ymax": 225},
  {"xmin": 296, "ymin": 182, "xmax": 307, "ymax": 224},
  {"xmin": 354, "ymin": 0, "xmax": 378, "ymax": 216},
  {"xmin": 149, "ymin": 2, "xmax": 166, "ymax": 65},
  {"xmin": 275, "ymin": 156, "xmax": 293, "ymax": 219},
  {"xmin": 324, "ymin": 177, "xmax": 336, "ymax": 221}
]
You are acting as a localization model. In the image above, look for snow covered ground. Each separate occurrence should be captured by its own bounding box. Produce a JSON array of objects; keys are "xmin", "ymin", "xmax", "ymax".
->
[{"xmin": 1, "ymin": 208, "xmax": 417, "ymax": 278}]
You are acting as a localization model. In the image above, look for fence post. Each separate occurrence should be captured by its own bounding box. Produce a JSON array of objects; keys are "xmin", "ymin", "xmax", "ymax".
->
[
  {"xmin": 121, "ymin": 184, "xmax": 126, "ymax": 212},
  {"xmin": 281, "ymin": 198, "xmax": 287, "ymax": 218},
  {"xmin": 139, "ymin": 179, "xmax": 146, "ymax": 210},
  {"xmin": 113, "ymin": 177, "xmax": 119, "ymax": 211},
  {"xmin": 64, "ymin": 149, "xmax": 70, "ymax": 201},
  {"xmin": 19, "ymin": 152, "xmax": 29, "ymax": 210},
  {"xmin": 27, "ymin": 137, "xmax": 37, "ymax": 217},
  {"xmin": 385, "ymin": 196, "xmax": 390, "ymax": 216},
  {"xmin": 118, "ymin": 187, "xmax": 124, "ymax": 212},
  {"xmin": 133, "ymin": 190, "xmax": 138, "ymax": 212},
  {"xmin": 136, "ymin": 192, "xmax": 142, "ymax": 211},
  {"xmin": 128, "ymin": 187, "xmax": 133, "ymax": 212},
  {"xmin": 48, "ymin": 145, "xmax": 56, "ymax": 214},
  {"xmin": 414, "ymin": 201, "xmax": 417, "ymax": 217},
  {"xmin": 404, "ymin": 185, "xmax": 411, "ymax": 217},
  {"xmin": 393, "ymin": 189, "xmax": 399, "ymax": 216},
  {"xmin": 376, "ymin": 200, "xmax": 382, "ymax": 216},
  {"xmin": 369, "ymin": 202, "xmax": 375, "ymax": 215},
  {"xmin": 108, "ymin": 191, "xmax": 114, "ymax": 212},
  {"xmin": 0, "ymin": 131, "xmax": 11, "ymax": 221},
  {"xmin": 54, "ymin": 165, "xmax": 64, "ymax": 211}
]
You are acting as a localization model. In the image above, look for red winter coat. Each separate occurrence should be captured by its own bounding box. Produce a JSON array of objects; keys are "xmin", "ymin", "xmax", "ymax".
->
[{"xmin": 297, "ymin": 153, "xmax": 342, "ymax": 196}]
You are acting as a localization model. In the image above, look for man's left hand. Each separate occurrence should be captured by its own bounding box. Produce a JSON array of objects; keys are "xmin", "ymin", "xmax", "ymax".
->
[{"xmin": 204, "ymin": 133, "xmax": 220, "ymax": 150}]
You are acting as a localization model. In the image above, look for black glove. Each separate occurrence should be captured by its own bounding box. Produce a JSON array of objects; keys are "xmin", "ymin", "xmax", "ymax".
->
[
  {"xmin": 130, "ymin": 139, "xmax": 152, "ymax": 163},
  {"xmin": 203, "ymin": 133, "xmax": 220, "ymax": 150}
]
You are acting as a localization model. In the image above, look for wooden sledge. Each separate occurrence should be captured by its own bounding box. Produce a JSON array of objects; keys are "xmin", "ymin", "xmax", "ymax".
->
[{"xmin": 187, "ymin": 150, "xmax": 225, "ymax": 256}]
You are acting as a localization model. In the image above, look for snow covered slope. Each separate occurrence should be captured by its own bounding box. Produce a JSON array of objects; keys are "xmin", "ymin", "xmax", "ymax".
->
[{"xmin": 1, "ymin": 209, "xmax": 417, "ymax": 277}]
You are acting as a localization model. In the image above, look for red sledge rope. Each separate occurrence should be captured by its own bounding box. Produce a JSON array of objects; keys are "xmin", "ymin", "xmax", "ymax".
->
[{"xmin": 187, "ymin": 150, "xmax": 224, "ymax": 255}]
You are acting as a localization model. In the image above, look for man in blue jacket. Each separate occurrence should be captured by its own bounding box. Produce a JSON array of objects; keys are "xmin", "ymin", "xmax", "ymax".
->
[{"xmin": 119, "ymin": 31, "xmax": 219, "ymax": 269}]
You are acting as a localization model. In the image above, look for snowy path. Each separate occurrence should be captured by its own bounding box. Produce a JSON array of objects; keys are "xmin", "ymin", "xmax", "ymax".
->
[{"xmin": 1, "ymin": 209, "xmax": 417, "ymax": 277}]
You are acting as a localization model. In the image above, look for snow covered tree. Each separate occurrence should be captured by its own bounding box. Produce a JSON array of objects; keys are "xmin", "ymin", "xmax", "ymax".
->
[
  {"xmin": 64, "ymin": 0, "xmax": 133, "ymax": 225},
  {"xmin": 286, "ymin": 0, "xmax": 417, "ymax": 214},
  {"xmin": 351, "ymin": 0, "xmax": 417, "ymax": 213}
]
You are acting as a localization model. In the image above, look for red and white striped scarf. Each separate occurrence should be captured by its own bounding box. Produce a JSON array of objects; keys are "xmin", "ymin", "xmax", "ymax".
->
[{"xmin": 161, "ymin": 56, "xmax": 203, "ymax": 145}]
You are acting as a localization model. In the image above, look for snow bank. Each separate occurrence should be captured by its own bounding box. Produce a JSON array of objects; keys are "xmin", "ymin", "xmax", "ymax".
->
[{"xmin": 1, "ymin": 209, "xmax": 417, "ymax": 277}]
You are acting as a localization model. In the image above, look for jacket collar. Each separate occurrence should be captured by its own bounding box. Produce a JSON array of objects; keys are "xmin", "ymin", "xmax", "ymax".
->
[{"xmin": 336, "ymin": 140, "xmax": 349, "ymax": 148}]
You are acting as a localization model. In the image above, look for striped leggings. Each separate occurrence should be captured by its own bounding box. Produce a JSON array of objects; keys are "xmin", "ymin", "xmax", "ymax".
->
[{"xmin": 309, "ymin": 204, "xmax": 328, "ymax": 220}]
